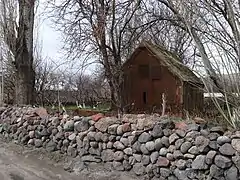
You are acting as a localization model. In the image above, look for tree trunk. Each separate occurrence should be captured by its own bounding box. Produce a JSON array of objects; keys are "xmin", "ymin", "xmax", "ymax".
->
[{"xmin": 15, "ymin": 0, "xmax": 35, "ymax": 105}]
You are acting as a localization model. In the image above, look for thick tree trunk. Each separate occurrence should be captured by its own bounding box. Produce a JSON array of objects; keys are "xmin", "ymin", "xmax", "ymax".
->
[{"xmin": 15, "ymin": 0, "xmax": 35, "ymax": 105}]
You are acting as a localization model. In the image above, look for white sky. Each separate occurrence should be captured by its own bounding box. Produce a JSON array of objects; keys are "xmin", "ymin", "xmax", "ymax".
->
[{"xmin": 38, "ymin": 1, "xmax": 63, "ymax": 62}]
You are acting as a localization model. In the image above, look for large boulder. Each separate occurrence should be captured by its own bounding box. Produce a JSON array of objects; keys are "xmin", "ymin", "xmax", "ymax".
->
[
  {"xmin": 94, "ymin": 117, "xmax": 120, "ymax": 132},
  {"xmin": 74, "ymin": 118, "xmax": 89, "ymax": 132}
]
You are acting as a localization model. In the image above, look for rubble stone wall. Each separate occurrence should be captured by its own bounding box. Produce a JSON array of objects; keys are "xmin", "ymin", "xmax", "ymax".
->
[{"xmin": 0, "ymin": 106, "xmax": 240, "ymax": 180}]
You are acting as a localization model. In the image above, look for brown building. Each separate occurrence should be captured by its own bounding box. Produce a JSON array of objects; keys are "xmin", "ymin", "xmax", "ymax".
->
[{"xmin": 123, "ymin": 42, "xmax": 204, "ymax": 115}]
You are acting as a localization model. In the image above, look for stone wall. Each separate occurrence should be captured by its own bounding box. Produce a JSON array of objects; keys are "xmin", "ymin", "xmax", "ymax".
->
[{"xmin": 0, "ymin": 106, "xmax": 240, "ymax": 180}]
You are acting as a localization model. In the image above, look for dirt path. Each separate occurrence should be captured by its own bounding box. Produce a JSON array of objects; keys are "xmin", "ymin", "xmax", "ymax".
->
[{"xmin": 0, "ymin": 139, "xmax": 140, "ymax": 180}]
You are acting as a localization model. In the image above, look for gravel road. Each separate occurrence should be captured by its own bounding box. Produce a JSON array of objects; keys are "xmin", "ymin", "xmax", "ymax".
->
[{"xmin": 0, "ymin": 138, "xmax": 140, "ymax": 180}]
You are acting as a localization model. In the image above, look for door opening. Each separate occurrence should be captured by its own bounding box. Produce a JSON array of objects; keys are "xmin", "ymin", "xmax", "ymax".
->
[{"xmin": 143, "ymin": 92, "xmax": 147, "ymax": 104}]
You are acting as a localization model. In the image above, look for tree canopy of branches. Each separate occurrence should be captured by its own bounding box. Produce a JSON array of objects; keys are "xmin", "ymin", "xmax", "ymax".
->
[{"xmin": 47, "ymin": 0, "xmax": 159, "ymax": 111}]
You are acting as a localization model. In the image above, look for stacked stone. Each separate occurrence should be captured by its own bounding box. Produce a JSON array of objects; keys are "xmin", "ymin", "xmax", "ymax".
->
[{"xmin": 0, "ymin": 107, "xmax": 240, "ymax": 179}]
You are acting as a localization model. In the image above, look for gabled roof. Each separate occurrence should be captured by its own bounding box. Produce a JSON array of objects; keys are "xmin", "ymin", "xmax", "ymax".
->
[{"xmin": 124, "ymin": 41, "xmax": 203, "ymax": 85}]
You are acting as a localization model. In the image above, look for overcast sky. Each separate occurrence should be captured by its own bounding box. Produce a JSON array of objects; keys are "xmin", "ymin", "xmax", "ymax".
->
[{"xmin": 38, "ymin": 1, "xmax": 62, "ymax": 61}]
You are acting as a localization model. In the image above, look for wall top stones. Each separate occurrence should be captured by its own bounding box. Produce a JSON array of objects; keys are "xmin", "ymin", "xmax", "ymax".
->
[{"xmin": 0, "ymin": 106, "xmax": 239, "ymax": 179}]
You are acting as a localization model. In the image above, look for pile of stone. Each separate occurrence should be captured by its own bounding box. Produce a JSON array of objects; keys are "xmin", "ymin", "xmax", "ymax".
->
[{"xmin": 0, "ymin": 106, "xmax": 240, "ymax": 180}]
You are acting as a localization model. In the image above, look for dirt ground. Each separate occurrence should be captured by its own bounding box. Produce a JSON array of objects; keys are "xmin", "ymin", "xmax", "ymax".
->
[{"xmin": 0, "ymin": 138, "xmax": 141, "ymax": 180}]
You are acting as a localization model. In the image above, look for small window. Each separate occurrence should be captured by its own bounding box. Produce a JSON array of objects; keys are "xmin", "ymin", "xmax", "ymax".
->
[
  {"xmin": 138, "ymin": 65, "xmax": 149, "ymax": 79},
  {"xmin": 151, "ymin": 65, "xmax": 161, "ymax": 80}
]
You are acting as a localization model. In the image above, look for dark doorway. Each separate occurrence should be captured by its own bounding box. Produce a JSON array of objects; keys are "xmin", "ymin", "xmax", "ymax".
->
[{"xmin": 143, "ymin": 92, "xmax": 147, "ymax": 104}]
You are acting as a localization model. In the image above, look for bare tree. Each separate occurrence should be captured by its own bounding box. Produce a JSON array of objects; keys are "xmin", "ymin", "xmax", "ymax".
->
[
  {"xmin": 150, "ymin": 0, "xmax": 240, "ymax": 127},
  {"xmin": 0, "ymin": 0, "xmax": 36, "ymax": 105},
  {"xmin": 47, "ymin": 0, "xmax": 158, "ymax": 112}
]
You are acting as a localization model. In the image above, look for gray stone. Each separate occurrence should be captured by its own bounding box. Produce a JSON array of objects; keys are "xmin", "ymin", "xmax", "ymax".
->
[
  {"xmin": 51, "ymin": 117, "xmax": 60, "ymax": 126},
  {"xmin": 200, "ymin": 129, "xmax": 209, "ymax": 136},
  {"xmin": 169, "ymin": 133, "xmax": 179, "ymax": 144},
  {"xmin": 166, "ymin": 153, "xmax": 174, "ymax": 161},
  {"xmin": 101, "ymin": 133, "xmax": 109, "ymax": 142},
  {"xmin": 114, "ymin": 151, "xmax": 124, "ymax": 161},
  {"xmin": 133, "ymin": 163, "xmax": 145, "ymax": 176},
  {"xmin": 95, "ymin": 117, "xmax": 119, "ymax": 132},
  {"xmin": 145, "ymin": 164, "xmax": 153, "ymax": 174},
  {"xmin": 138, "ymin": 132, "xmax": 152, "ymax": 143},
  {"xmin": 158, "ymin": 119, "xmax": 175, "ymax": 129},
  {"xmin": 128, "ymin": 135, "xmax": 137, "ymax": 145},
  {"xmin": 108, "ymin": 124, "xmax": 118, "ymax": 135},
  {"xmin": 86, "ymin": 131, "xmax": 96, "ymax": 141},
  {"xmin": 90, "ymin": 141, "xmax": 98, "ymax": 148},
  {"xmin": 150, "ymin": 151, "xmax": 159, "ymax": 163},
  {"xmin": 120, "ymin": 137, "xmax": 129, "ymax": 147},
  {"xmin": 123, "ymin": 160, "xmax": 132, "ymax": 170},
  {"xmin": 176, "ymin": 159, "xmax": 187, "ymax": 170},
  {"xmin": 163, "ymin": 129, "xmax": 172, "ymax": 136},
  {"xmin": 67, "ymin": 146, "xmax": 77, "ymax": 157},
  {"xmin": 195, "ymin": 136, "xmax": 209, "ymax": 152},
  {"xmin": 73, "ymin": 115, "xmax": 81, "ymax": 121},
  {"xmin": 159, "ymin": 147, "xmax": 168, "ymax": 156},
  {"xmin": 208, "ymin": 132, "xmax": 220, "ymax": 140},
  {"xmin": 124, "ymin": 147, "xmax": 133, "ymax": 155},
  {"xmin": 112, "ymin": 161, "xmax": 124, "ymax": 171},
  {"xmin": 206, "ymin": 150, "xmax": 217, "ymax": 164},
  {"xmin": 187, "ymin": 124, "xmax": 199, "ymax": 131},
  {"xmin": 29, "ymin": 131, "xmax": 35, "ymax": 138},
  {"xmin": 219, "ymin": 143, "xmax": 235, "ymax": 156},
  {"xmin": 64, "ymin": 120, "xmax": 74, "ymax": 131},
  {"xmin": 161, "ymin": 136, "xmax": 169, "ymax": 147},
  {"xmin": 28, "ymin": 139, "xmax": 34, "ymax": 145},
  {"xmin": 232, "ymin": 155, "xmax": 240, "ymax": 171},
  {"xmin": 151, "ymin": 124, "xmax": 163, "ymax": 138},
  {"xmin": 173, "ymin": 150, "xmax": 184, "ymax": 159},
  {"xmin": 188, "ymin": 146, "xmax": 200, "ymax": 155},
  {"xmin": 146, "ymin": 141, "xmax": 155, "ymax": 152},
  {"xmin": 184, "ymin": 153, "xmax": 195, "ymax": 159},
  {"xmin": 173, "ymin": 169, "xmax": 190, "ymax": 180},
  {"xmin": 217, "ymin": 136, "xmax": 231, "ymax": 145},
  {"xmin": 68, "ymin": 133, "xmax": 76, "ymax": 141},
  {"xmin": 155, "ymin": 138, "xmax": 163, "ymax": 151},
  {"xmin": 113, "ymin": 141, "xmax": 125, "ymax": 150},
  {"xmin": 117, "ymin": 125, "xmax": 123, "ymax": 135},
  {"xmin": 82, "ymin": 155, "xmax": 101, "ymax": 163},
  {"xmin": 34, "ymin": 139, "xmax": 43, "ymax": 147},
  {"xmin": 40, "ymin": 128, "xmax": 49, "ymax": 136},
  {"xmin": 157, "ymin": 156, "xmax": 169, "ymax": 167},
  {"xmin": 232, "ymin": 139, "xmax": 240, "ymax": 153},
  {"xmin": 176, "ymin": 130, "xmax": 186, "ymax": 138},
  {"xmin": 94, "ymin": 132, "xmax": 103, "ymax": 142},
  {"xmin": 140, "ymin": 144, "xmax": 149, "ymax": 155},
  {"xmin": 46, "ymin": 140, "xmax": 56, "ymax": 152},
  {"xmin": 160, "ymin": 168, "xmax": 171, "ymax": 177},
  {"xmin": 129, "ymin": 156, "xmax": 136, "ymax": 165},
  {"xmin": 224, "ymin": 165, "xmax": 238, "ymax": 180},
  {"xmin": 175, "ymin": 139, "xmax": 184, "ymax": 149},
  {"xmin": 133, "ymin": 154, "xmax": 142, "ymax": 162},
  {"xmin": 209, "ymin": 164, "xmax": 224, "ymax": 178},
  {"xmin": 89, "ymin": 147, "xmax": 100, "ymax": 156},
  {"xmin": 142, "ymin": 155, "xmax": 150, "ymax": 165},
  {"xmin": 185, "ymin": 131, "xmax": 200, "ymax": 140},
  {"xmin": 215, "ymin": 155, "xmax": 232, "ymax": 169},
  {"xmin": 180, "ymin": 142, "xmax": 192, "ymax": 154},
  {"xmin": 192, "ymin": 155, "xmax": 208, "ymax": 170},
  {"xmin": 209, "ymin": 141, "xmax": 218, "ymax": 150},
  {"xmin": 101, "ymin": 149, "xmax": 114, "ymax": 162},
  {"xmin": 132, "ymin": 141, "xmax": 141, "ymax": 153}
]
